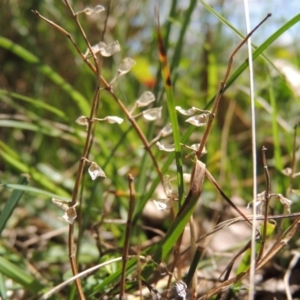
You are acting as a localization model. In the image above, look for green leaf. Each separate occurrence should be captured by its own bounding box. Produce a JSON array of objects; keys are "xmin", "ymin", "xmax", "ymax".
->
[
  {"xmin": 0, "ymin": 257, "xmax": 44, "ymax": 293},
  {"xmin": 0, "ymin": 141, "xmax": 70, "ymax": 197},
  {"xmin": 0, "ymin": 36, "xmax": 90, "ymax": 115},
  {"xmin": 0, "ymin": 89, "xmax": 66, "ymax": 119},
  {"xmin": 0, "ymin": 273, "xmax": 7, "ymax": 300},
  {"xmin": 2, "ymin": 184, "xmax": 70, "ymax": 201},
  {"xmin": 0, "ymin": 176, "xmax": 28, "ymax": 236},
  {"xmin": 157, "ymin": 16, "xmax": 184, "ymax": 203}
]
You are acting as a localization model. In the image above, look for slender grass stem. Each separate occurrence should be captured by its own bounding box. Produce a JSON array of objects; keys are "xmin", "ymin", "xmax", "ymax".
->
[{"xmin": 119, "ymin": 174, "xmax": 135, "ymax": 299}]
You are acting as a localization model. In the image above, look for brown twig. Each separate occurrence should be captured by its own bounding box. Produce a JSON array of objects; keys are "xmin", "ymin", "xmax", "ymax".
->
[
  {"xmin": 31, "ymin": 10, "xmax": 97, "ymax": 75},
  {"xmin": 205, "ymin": 169, "xmax": 252, "ymax": 226},
  {"xmin": 74, "ymin": 1, "xmax": 108, "ymax": 260},
  {"xmin": 119, "ymin": 174, "xmax": 136, "ymax": 299},
  {"xmin": 196, "ymin": 13, "xmax": 272, "ymax": 159},
  {"xmin": 101, "ymin": 0, "xmax": 111, "ymax": 41},
  {"xmin": 287, "ymin": 124, "xmax": 298, "ymax": 197},
  {"xmin": 291, "ymin": 124, "xmax": 298, "ymax": 178},
  {"xmin": 64, "ymin": 0, "xmax": 99, "ymax": 74},
  {"xmin": 214, "ymin": 240, "xmax": 252, "ymax": 300},
  {"xmin": 33, "ymin": 3, "xmax": 102, "ymax": 298},
  {"xmin": 166, "ymin": 233, "xmax": 183, "ymax": 296},
  {"xmin": 257, "ymin": 146, "xmax": 271, "ymax": 262},
  {"xmin": 220, "ymin": 240, "xmax": 252, "ymax": 282},
  {"xmin": 189, "ymin": 216, "xmax": 197, "ymax": 296}
]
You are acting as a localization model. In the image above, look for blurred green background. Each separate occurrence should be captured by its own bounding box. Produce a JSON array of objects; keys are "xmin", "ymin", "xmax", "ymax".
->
[{"xmin": 1, "ymin": 0, "xmax": 300, "ymax": 299}]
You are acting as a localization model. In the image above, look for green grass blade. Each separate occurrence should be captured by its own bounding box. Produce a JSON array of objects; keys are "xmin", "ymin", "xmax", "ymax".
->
[
  {"xmin": 152, "ymin": 192, "xmax": 200, "ymax": 261},
  {"xmin": 170, "ymin": 0, "xmax": 197, "ymax": 72},
  {"xmin": 186, "ymin": 246, "xmax": 202, "ymax": 286},
  {"xmin": 0, "ymin": 141, "xmax": 70, "ymax": 197},
  {"xmin": 2, "ymin": 184, "xmax": 70, "ymax": 201},
  {"xmin": 0, "ymin": 89, "xmax": 67, "ymax": 119},
  {"xmin": 0, "ymin": 36, "xmax": 90, "ymax": 115},
  {"xmin": 164, "ymin": 0, "xmax": 178, "ymax": 46},
  {"xmin": 0, "ymin": 257, "xmax": 44, "ymax": 293},
  {"xmin": 157, "ymin": 16, "xmax": 184, "ymax": 203},
  {"xmin": 0, "ymin": 120, "xmax": 61, "ymax": 136},
  {"xmin": 0, "ymin": 273, "xmax": 7, "ymax": 300},
  {"xmin": 267, "ymin": 72, "xmax": 282, "ymax": 172},
  {"xmin": 0, "ymin": 176, "xmax": 28, "ymax": 236},
  {"xmin": 0, "ymin": 120, "xmax": 78, "ymax": 143},
  {"xmin": 90, "ymin": 259, "xmax": 137, "ymax": 296},
  {"xmin": 141, "ymin": 173, "xmax": 204, "ymax": 280},
  {"xmin": 267, "ymin": 71, "xmax": 289, "ymax": 198}
]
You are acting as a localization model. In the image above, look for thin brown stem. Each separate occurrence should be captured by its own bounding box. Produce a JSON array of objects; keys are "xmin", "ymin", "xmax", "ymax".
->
[
  {"xmin": 67, "ymin": 86, "xmax": 101, "ymax": 299},
  {"xmin": 288, "ymin": 124, "xmax": 298, "ymax": 195},
  {"xmin": 67, "ymin": 90, "xmax": 103, "ymax": 300},
  {"xmin": 136, "ymin": 246, "xmax": 143, "ymax": 300},
  {"xmin": 189, "ymin": 216, "xmax": 197, "ymax": 296},
  {"xmin": 205, "ymin": 169, "xmax": 252, "ymax": 226},
  {"xmin": 214, "ymin": 240, "xmax": 252, "ymax": 300},
  {"xmin": 257, "ymin": 146, "xmax": 271, "ymax": 262},
  {"xmin": 291, "ymin": 125, "xmax": 298, "ymax": 176},
  {"xmin": 166, "ymin": 234, "xmax": 183, "ymax": 297},
  {"xmin": 196, "ymin": 13, "xmax": 271, "ymax": 159},
  {"xmin": 76, "ymin": 55, "xmax": 104, "ymax": 259},
  {"xmin": 101, "ymin": 0, "xmax": 111, "ymax": 40},
  {"xmin": 119, "ymin": 174, "xmax": 136, "ymax": 299},
  {"xmin": 32, "ymin": 8, "xmax": 103, "ymax": 298},
  {"xmin": 31, "ymin": 10, "xmax": 97, "ymax": 74},
  {"xmin": 64, "ymin": 0, "xmax": 99, "ymax": 74}
]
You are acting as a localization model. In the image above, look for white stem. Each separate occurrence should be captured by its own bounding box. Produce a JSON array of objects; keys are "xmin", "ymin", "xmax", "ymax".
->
[{"xmin": 243, "ymin": 1, "xmax": 258, "ymax": 299}]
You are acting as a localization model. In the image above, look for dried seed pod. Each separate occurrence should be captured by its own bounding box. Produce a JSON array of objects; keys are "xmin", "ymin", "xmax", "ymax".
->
[
  {"xmin": 52, "ymin": 199, "xmax": 78, "ymax": 224},
  {"xmin": 142, "ymin": 107, "xmax": 162, "ymax": 121},
  {"xmin": 136, "ymin": 91, "xmax": 156, "ymax": 107},
  {"xmin": 88, "ymin": 162, "xmax": 106, "ymax": 180},
  {"xmin": 176, "ymin": 106, "xmax": 198, "ymax": 116},
  {"xmin": 103, "ymin": 116, "xmax": 123, "ymax": 124},
  {"xmin": 185, "ymin": 113, "xmax": 210, "ymax": 127},
  {"xmin": 118, "ymin": 57, "xmax": 136, "ymax": 75},
  {"xmin": 77, "ymin": 5, "xmax": 105, "ymax": 15},
  {"xmin": 156, "ymin": 141, "xmax": 175, "ymax": 152},
  {"xmin": 152, "ymin": 199, "xmax": 174, "ymax": 211}
]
